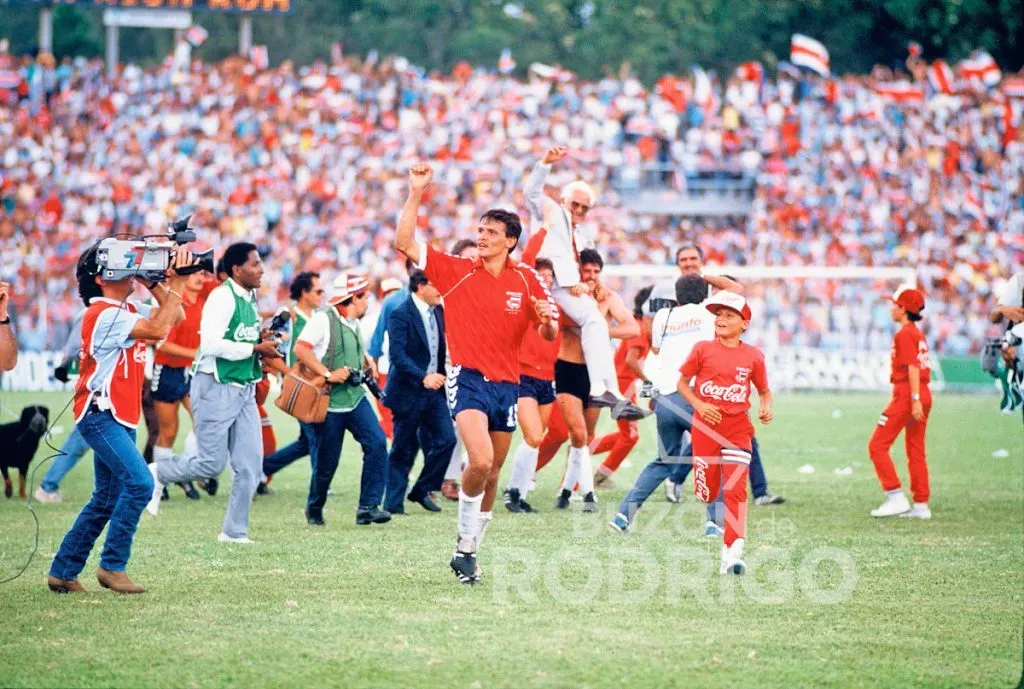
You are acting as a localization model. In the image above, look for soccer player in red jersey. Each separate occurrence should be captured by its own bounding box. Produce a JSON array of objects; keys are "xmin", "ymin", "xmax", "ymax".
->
[
  {"xmin": 868, "ymin": 287, "xmax": 932, "ymax": 519},
  {"xmin": 503, "ymin": 256, "xmax": 560, "ymax": 513},
  {"xmin": 394, "ymin": 163, "xmax": 558, "ymax": 585},
  {"xmin": 678, "ymin": 291, "xmax": 773, "ymax": 576},
  {"xmin": 592, "ymin": 286, "xmax": 654, "ymax": 488}
]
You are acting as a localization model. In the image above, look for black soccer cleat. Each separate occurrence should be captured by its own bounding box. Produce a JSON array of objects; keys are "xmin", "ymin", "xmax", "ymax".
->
[
  {"xmin": 518, "ymin": 497, "xmax": 537, "ymax": 513},
  {"xmin": 503, "ymin": 488, "xmax": 523, "ymax": 513},
  {"xmin": 198, "ymin": 477, "xmax": 218, "ymax": 496},
  {"xmin": 450, "ymin": 549, "xmax": 479, "ymax": 585},
  {"xmin": 256, "ymin": 481, "xmax": 273, "ymax": 496},
  {"xmin": 179, "ymin": 481, "xmax": 200, "ymax": 500},
  {"xmin": 555, "ymin": 489, "xmax": 572, "ymax": 510},
  {"xmin": 582, "ymin": 492, "xmax": 599, "ymax": 513}
]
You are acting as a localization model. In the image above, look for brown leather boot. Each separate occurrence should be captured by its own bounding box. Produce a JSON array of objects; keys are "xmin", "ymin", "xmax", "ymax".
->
[
  {"xmin": 46, "ymin": 576, "xmax": 87, "ymax": 593},
  {"xmin": 96, "ymin": 567, "xmax": 146, "ymax": 594}
]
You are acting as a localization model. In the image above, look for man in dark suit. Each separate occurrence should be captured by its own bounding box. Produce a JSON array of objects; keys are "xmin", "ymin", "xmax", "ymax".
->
[{"xmin": 383, "ymin": 271, "xmax": 457, "ymax": 513}]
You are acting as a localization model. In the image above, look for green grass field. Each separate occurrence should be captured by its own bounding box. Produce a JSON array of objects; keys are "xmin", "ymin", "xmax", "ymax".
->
[{"xmin": 0, "ymin": 390, "xmax": 1021, "ymax": 688}]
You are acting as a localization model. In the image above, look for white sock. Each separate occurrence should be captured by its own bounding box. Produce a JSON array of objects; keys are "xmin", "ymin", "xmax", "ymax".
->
[
  {"xmin": 184, "ymin": 431, "xmax": 198, "ymax": 458},
  {"xmin": 560, "ymin": 447, "xmax": 582, "ymax": 493},
  {"xmin": 475, "ymin": 511, "xmax": 493, "ymax": 549},
  {"xmin": 575, "ymin": 446, "xmax": 595, "ymax": 495},
  {"xmin": 508, "ymin": 443, "xmax": 539, "ymax": 493},
  {"xmin": 457, "ymin": 489, "xmax": 483, "ymax": 545},
  {"xmin": 886, "ymin": 489, "xmax": 904, "ymax": 498},
  {"xmin": 445, "ymin": 434, "xmax": 463, "ymax": 481},
  {"xmin": 153, "ymin": 446, "xmax": 174, "ymax": 462}
]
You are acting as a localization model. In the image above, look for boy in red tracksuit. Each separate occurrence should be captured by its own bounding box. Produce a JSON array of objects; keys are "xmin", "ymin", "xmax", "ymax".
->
[
  {"xmin": 868, "ymin": 287, "xmax": 932, "ymax": 519},
  {"xmin": 678, "ymin": 291, "xmax": 772, "ymax": 576}
]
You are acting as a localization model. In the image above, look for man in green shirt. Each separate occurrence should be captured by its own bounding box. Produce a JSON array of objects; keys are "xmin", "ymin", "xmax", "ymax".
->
[
  {"xmin": 147, "ymin": 243, "xmax": 283, "ymax": 543},
  {"xmin": 258, "ymin": 271, "xmax": 324, "ymax": 495},
  {"xmin": 294, "ymin": 273, "xmax": 390, "ymax": 526}
]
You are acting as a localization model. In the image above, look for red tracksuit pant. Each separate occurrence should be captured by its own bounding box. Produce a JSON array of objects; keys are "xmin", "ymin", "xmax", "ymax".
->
[
  {"xmin": 692, "ymin": 413, "xmax": 753, "ymax": 547},
  {"xmin": 869, "ymin": 385, "xmax": 931, "ymax": 503}
]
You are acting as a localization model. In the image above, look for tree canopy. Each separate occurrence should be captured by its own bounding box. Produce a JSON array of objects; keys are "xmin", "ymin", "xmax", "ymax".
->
[{"xmin": 1, "ymin": 0, "xmax": 1021, "ymax": 80}]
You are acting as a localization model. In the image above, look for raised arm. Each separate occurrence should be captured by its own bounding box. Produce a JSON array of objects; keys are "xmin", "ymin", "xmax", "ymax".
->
[
  {"xmin": 704, "ymin": 273, "xmax": 745, "ymax": 295},
  {"xmin": 394, "ymin": 163, "xmax": 433, "ymax": 265},
  {"xmin": 523, "ymin": 147, "xmax": 567, "ymax": 227}
]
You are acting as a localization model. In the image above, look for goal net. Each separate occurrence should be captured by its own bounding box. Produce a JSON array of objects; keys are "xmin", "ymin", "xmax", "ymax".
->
[{"xmin": 602, "ymin": 263, "xmax": 925, "ymax": 392}]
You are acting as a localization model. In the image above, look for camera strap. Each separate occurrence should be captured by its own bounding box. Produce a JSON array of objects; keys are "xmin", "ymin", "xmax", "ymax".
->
[{"xmin": 326, "ymin": 309, "xmax": 344, "ymax": 387}]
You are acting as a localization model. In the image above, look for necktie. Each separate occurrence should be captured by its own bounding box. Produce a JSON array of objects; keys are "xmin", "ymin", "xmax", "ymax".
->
[
  {"xmin": 565, "ymin": 207, "xmax": 582, "ymax": 271},
  {"xmin": 426, "ymin": 307, "xmax": 439, "ymax": 375}
]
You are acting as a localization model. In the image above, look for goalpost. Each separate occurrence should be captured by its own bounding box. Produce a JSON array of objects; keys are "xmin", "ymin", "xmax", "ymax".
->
[{"xmin": 603, "ymin": 263, "xmax": 927, "ymax": 392}]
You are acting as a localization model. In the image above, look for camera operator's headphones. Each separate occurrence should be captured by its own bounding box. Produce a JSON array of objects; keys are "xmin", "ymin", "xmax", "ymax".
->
[{"xmin": 76, "ymin": 241, "xmax": 103, "ymax": 280}]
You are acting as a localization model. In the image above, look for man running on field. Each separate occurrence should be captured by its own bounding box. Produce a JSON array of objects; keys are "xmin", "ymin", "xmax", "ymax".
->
[{"xmin": 394, "ymin": 163, "xmax": 558, "ymax": 585}]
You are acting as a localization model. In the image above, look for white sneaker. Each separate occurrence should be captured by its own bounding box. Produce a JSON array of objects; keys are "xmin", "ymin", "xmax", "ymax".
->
[
  {"xmin": 899, "ymin": 502, "xmax": 931, "ymax": 520},
  {"xmin": 218, "ymin": 533, "xmax": 255, "ymax": 544},
  {"xmin": 665, "ymin": 480, "xmax": 680, "ymax": 504},
  {"xmin": 870, "ymin": 492, "xmax": 910, "ymax": 517},
  {"xmin": 720, "ymin": 538, "xmax": 746, "ymax": 575},
  {"xmin": 33, "ymin": 487, "xmax": 61, "ymax": 504},
  {"xmin": 145, "ymin": 463, "xmax": 163, "ymax": 516}
]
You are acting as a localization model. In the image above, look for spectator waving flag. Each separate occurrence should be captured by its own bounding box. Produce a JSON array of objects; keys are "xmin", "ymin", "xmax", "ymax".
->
[
  {"xmin": 184, "ymin": 25, "xmax": 208, "ymax": 47},
  {"xmin": 790, "ymin": 34, "xmax": 830, "ymax": 76},
  {"xmin": 928, "ymin": 60, "xmax": 955, "ymax": 95},
  {"xmin": 958, "ymin": 50, "xmax": 1000, "ymax": 88},
  {"xmin": 498, "ymin": 48, "xmax": 516, "ymax": 74},
  {"xmin": 874, "ymin": 81, "xmax": 925, "ymax": 103},
  {"xmin": 250, "ymin": 45, "xmax": 269, "ymax": 70}
]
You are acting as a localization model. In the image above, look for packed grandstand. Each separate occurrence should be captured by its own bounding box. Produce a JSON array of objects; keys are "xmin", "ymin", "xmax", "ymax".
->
[{"xmin": 0, "ymin": 46, "xmax": 1020, "ymax": 356}]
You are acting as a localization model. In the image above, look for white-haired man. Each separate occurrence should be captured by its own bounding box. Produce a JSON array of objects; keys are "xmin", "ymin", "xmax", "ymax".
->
[{"xmin": 524, "ymin": 146, "xmax": 645, "ymax": 420}]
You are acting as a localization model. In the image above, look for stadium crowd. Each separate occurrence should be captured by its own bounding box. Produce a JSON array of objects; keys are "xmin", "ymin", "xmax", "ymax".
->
[{"xmin": 0, "ymin": 45, "xmax": 1021, "ymax": 356}]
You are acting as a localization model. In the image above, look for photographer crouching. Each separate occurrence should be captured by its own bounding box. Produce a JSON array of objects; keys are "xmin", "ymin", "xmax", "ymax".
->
[
  {"xmin": 47, "ymin": 244, "xmax": 195, "ymax": 594},
  {"xmin": 146, "ymin": 242, "xmax": 283, "ymax": 543}
]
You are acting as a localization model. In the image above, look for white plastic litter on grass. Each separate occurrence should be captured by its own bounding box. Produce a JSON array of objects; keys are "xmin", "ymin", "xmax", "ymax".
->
[
  {"xmin": 992, "ymin": 449, "xmax": 1010, "ymax": 458},
  {"xmin": 831, "ymin": 409, "xmax": 842, "ymax": 419},
  {"xmin": 797, "ymin": 464, "xmax": 815, "ymax": 474},
  {"xmin": 833, "ymin": 467, "xmax": 853, "ymax": 476}
]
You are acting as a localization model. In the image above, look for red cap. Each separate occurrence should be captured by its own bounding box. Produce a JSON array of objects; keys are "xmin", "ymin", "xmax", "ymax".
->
[
  {"xmin": 891, "ymin": 286, "xmax": 925, "ymax": 314},
  {"xmin": 705, "ymin": 290, "xmax": 752, "ymax": 321}
]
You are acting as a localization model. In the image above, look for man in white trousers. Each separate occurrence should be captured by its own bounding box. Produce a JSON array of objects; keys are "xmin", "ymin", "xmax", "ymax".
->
[{"xmin": 523, "ymin": 146, "xmax": 646, "ymax": 421}]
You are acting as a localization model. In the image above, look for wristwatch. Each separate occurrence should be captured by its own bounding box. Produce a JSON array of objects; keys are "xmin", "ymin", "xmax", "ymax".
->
[
  {"xmin": 323, "ymin": 370, "xmax": 332, "ymax": 381},
  {"xmin": 911, "ymin": 394, "xmax": 920, "ymax": 401}
]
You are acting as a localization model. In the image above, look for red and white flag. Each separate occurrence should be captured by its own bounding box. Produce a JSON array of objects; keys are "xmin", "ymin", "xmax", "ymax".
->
[
  {"xmin": 1002, "ymin": 77, "xmax": 1024, "ymax": 99},
  {"xmin": 927, "ymin": 60, "xmax": 955, "ymax": 95},
  {"xmin": 498, "ymin": 48, "xmax": 516, "ymax": 74},
  {"xmin": 250, "ymin": 45, "xmax": 268, "ymax": 70},
  {"xmin": 962, "ymin": 190, "xmax": 985, "ymax": 220},
  {"xmin": 958, "ymin": 50, "xmax": 1001, "ymax": 88},
  {"xmin": 790, "ymin": 34, "xmax": 830, "ymax": 76},
  {"xmin": 184, "ymin": 25, "xmax": 208, "ymax": 47},
  {"xmin": 874, "ymin": 81, "xmax": 925, "ymax": 103},
  {"xmin": 692, "ymin": 66, "xmax": 719, "ymax": 115}
]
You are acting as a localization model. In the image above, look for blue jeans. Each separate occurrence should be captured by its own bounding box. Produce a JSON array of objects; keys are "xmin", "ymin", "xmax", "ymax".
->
[
  {"xmin": 617, "ymin": 392, "xmax": 723, "ymax": 523},
  {"xmin": 308, "ymin": 398, "xmax": 388, "ymax": 517},
  {"xmin": 671, "ymin": 435, "xmax": 768, "ymax": 498},
  {"xmin": 50, "ymin": 411, "xmax": 154, "ymax": 578},
  {"xmin": 263, "ymin": 421, "xmax": 319, "ymax": 494},
  {"xmin": 41, "ymin": 426, "xmax": 92, "ymax": 493}
]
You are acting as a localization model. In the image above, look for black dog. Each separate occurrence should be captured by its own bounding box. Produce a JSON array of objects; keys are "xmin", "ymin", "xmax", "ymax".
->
[{"xmin": 0, "ymin": 405, "xmax": 50, "ymax": 499}]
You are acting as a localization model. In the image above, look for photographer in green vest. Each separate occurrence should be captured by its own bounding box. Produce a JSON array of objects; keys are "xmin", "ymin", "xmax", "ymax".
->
[
  {"xmin": 146, "ymin": 242, "xmax": 283, "ymax": 543},
  {"xmin": 294, "ymin": 273, "xmax": 390, "ymax": 526}
]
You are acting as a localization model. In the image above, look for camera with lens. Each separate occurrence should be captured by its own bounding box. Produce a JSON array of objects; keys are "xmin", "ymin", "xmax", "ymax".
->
[
  {"xmin": 346, "ymin": 368, "xmax": 386, "ymax": 401},
  {"xmin": 647, "ymin": 297, "xmax": 677, "ymax": 314},
  {"xmin": 94, "ymin": 216, "xmax": 214, "ymax": 283},
  {"xmin": 265, "ymin": 310, "xmax": 291, "ymax": 357}
]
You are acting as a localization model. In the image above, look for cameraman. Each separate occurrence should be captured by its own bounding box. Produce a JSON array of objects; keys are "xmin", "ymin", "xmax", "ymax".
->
[
  {"xmin": 47, "ymin": 244, "xmax": 191, "ymax": 594},
  {"xmin": 147, "ymin": 243, "xmax": 282, "ymax": 544},
  {"xmin": 0, "ymin": 281, "xmax": 15, "ymax": 371},
  {"xmin": 294, "ymin": 273, "xmax": 390, "ymax": 527}
]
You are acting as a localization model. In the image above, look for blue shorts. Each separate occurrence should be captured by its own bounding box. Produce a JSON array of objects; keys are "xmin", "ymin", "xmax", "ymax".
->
[
  {"xmin": 519, "ymin": 374, "xmax": 556, "ymax": 406},
  {"xmin": 446, "ymin": 366, "xmax": 519, "ymax": 433},
  {"xmin": 150, "ymin": 364, "xmax": 191, "ymax": 404}
]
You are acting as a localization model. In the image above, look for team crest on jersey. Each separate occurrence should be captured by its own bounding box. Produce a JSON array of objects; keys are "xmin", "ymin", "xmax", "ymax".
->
[
  {"xmin": 505, "ymin": 291, "xmax": 523, "ymax": 313},
  {"xmin": 735, "ymin": 367, "xmax": 750, "ymax": 384}
]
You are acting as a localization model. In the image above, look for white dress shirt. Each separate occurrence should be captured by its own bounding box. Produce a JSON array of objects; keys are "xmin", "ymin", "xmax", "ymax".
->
[{"xmin": 523, "ymin": 161, "xmax": 585, "ymax": 288}]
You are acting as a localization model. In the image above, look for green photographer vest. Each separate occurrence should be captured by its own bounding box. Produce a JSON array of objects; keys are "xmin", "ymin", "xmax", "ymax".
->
[
  {"xmin": 212, "ymin": 281, "xmax": 262, "ymax": 386},
  {"xmin": 320, "ymin": 308, "xmax": 366, "ymax": 412}
]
